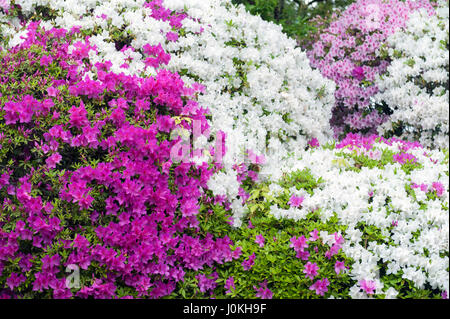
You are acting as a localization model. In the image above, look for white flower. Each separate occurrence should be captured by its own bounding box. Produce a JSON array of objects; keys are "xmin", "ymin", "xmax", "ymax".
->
[
  {"xmin": 375, "ymin": 0, "xmax": 449, "ymax": 149},
  {"xmin": 384, "ymin": 287, "xmax": 399, "ymax": 299}
]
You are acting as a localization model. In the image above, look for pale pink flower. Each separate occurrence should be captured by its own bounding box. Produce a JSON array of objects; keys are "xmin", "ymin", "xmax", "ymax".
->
[
  {"xmin": 334, "ymin": 261, "xmax": 345, "ymax": 275},
  {"xmin": 0, "ymin": 0, "xmax": 10, "ymax": 10}
]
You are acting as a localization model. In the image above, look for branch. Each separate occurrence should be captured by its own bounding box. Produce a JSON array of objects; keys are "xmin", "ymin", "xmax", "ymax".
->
[{"xmin": 306, "ymin": 0, "xmax": 328, "ymax": 7}]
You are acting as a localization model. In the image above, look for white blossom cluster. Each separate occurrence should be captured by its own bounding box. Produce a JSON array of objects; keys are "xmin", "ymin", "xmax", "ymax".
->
[
  {"xmin": 375, "ymin": 0, "xmax": 449, "ymax": 149},
  {"xmin": 266, "ymin": 140, "xmax": 449, "ymax": 297},
  {"xmin": 3, "ymin": 0, "xmax": 335, "ymax": 208}
]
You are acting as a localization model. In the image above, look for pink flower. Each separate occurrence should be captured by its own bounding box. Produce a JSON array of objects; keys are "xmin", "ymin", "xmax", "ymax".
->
[
  {"xmin": 166, "ymin": 32, "xmax": 179, "ymax": 42},
  {"xmin": 46, "ymin": 153, "xmax": 62, "ymax": 169},
  {"xmin": 6, "ymin": 272, "xmax": 26, "ymax": 290},
  {"xmin": 246, "ymin": 149, "xmax": 266, "ymax": 165},
  {"xmin": 288, "ymin": 195, "xmax": 304, "ymax": 208},
  {"xmin": 359, "ymin": 279, "xmax": 376, "ymax": 295},
  {"xmin": 334, "ymin": 233, "xmax": 344, "ymax": 245},
  {"xmin": 242, "ymin": 253, "xmax": 256, "ymax": 271},
  {"xmin": 290, "ymin": 235, "xmax": 309, "ymax": 252},
  {"xmin": 69, "ymin": 101, "xmax": 89, "ymax": 128},
  {"xmin": 255, "ymin": 234, "xmax": 265, "ymax": 248},
  {"xmin": 352, "ymin": 66, "xmax": 365, "ymax": 81},
  {"xmin": 308, "ymin": 138, "xmax": 320, "ymax": 148},
  {"xmin": 334, "ymin": 261, "xmax": 345, "ymax": 275},
  {"xmin": 290, "ymin": 235, "xmax": 310, "ymax": 260},
  {"xmin": 47, "ymin": 87, "xmax": 59, "ymax": 97},
  {"xmin": 303, "ymin": 262, "xmax": 319, "ymax": 280},
  {"xmin": 196, "ymin": 273, "xmax": 218, "ymax": 293},
  {"xmin": 432, "ymin": 182, "xmax": 445, "ymax": 197},
  {"xmin": 40, "ymin": 55, "xmax": 53, "ymax": 67},
  {"xmin": 309, "ymin": 278, "xmax": 330, "ymax": 296},
  {"xmin": 393, "ymin": 152, "xmax": 417, "ymax": 165},
  {"xmin": 0, "ymin": 0, "xmax": 10, "ymax": 10},
  {"xmin": 254, "ymin": 281, "xmax": 273, "ymax": 299},
  {"xmin": 308, "ymin": 229, "xmax": 320, "ymax": 242},
  {"xmin": 231, "ymin": 246, "xmax": 242, "ymax": 259},
  {"xmin": 225, "ymin": 277, "xmax": 235, "ymax": 294}
]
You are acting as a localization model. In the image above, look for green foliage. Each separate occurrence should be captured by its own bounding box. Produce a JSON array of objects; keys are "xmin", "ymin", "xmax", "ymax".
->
[
  {"xmin": 177, "ymin": 169, "xmax": 356, "ymax": 299},
  {"xmin": 231, "ymin": 0, "xmax": 355, "ymax": 42}
]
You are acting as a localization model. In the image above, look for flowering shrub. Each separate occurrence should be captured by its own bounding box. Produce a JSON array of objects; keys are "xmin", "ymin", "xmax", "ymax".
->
[
  {"xmin": 0, "ymin": 23, "xmax": 241, "ymax": 299},
  {"xmin": 307, "ymin": 0, "xmax": 436, "ymax": 138},
  {"xmin": 2, "ymin": 0, "xmax": 336, "ymax": 215},
  {"xmin": 375, "ymin": 0, "xmax": 449, "ymax": 149},
  {"xmin": 0, "ymin": 0, "xmax": 448, "ymax": 300},
  {"xmin": 184, "ymin": 133, "xmax": 448, "ymax": 299},
  {"xmin": 247, "ymin": 134, "xmax": 448, "ymax": 298}
]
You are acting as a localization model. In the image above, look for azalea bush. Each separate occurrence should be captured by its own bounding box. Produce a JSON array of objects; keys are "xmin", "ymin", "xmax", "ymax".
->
[
  {"xmin": 0, "ymin": 0, "xmax": 448, "ymax": 300},
  {"xmin": 0, "ymin": 22, "xmax": 243, "ymax": 299},
  {"xmin": 375, "ymin": 0, "xmax": 449, "ymax": 149},
  {"xmin": 171, "ymin": 134, "xmax": 449, "ymax": 299},
  {"xmin": 1, "ymin": 0, "xmax": 336, "ymax": 220},
  {"xmin": 215, "ymin": 134, "xmax": 448, "ymax": 299},
  {"xmin": 307, "ymin": 0, "xmax": 436, "ymax": 139}
]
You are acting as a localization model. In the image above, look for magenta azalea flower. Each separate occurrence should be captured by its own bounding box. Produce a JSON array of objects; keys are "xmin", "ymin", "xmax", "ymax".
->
[
  {"xmin": 352, "ymin": 66, "xmax": 365, "ymax": 81},
  {"xmin": 254, "ymin": 280, "xmax": 273, "ymax": 299},
  {"xmin": 290, "ymin": 235, "xmax": 308, "ymax": 252},
  {"xmin": 309, "ymin": 278, "xmax": 330, "ymax": 296},
  {"xmin": 303, "ymin": 262, "xmax": 319, "ymax": 280},
  {"xmin": 47, "ymin": 86, "xmax": 59, "ymax": 97},
  {"xmin": 196, "ymin": 273, "xmax": 218, "ymax": 293},
  {"xmin": 6, "ymin": 272, "xmax": 26, "ymax": 290},
  {"xmin": 166, "ymin": 31, "xmax": 179, "ymax": 42},
  {"xmin": 242, "ymin": 253, "xmax": 256, "ymax": 271},
  {"xmin": 255, "ymin": 234, "xmax": 265, "ymax": 248},
  {"xmin": 46, "ymin": 152, "xmax": 62, "ymax": 169},
  {"xmin": 308, "ymin": 229, "xmax": 320, "ymax": 242},
  {"xmin": 308, "ymin": 138, "xmax": 320, "ymax": 148},
  {"xmin": 393, "ymin": 152, "xmax": 417, "ymax": 165},
  {"xmin": 225, "ymin": 277, "xmax": 235, "ymax": 294},
  {"xmin": 288, "ymin": 195, "xmax": 304, "ymax": 207},
  {"xmin": 360, "ymin": 279, "xmax": 376, "ymax": 295},
  {"xmin": 432, "ymin": 182, "xmax": 445, "ymax": 197}
]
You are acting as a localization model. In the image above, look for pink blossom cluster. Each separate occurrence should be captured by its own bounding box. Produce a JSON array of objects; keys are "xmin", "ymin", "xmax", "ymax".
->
[
  {"xmin": 335, "ymin": 133, "xmax": 431, "ymax": 168},
  {"xmin": 336, "ymin": 133, "xmax": 423, "ymax": 152},
  {"xmin": 411, "ymin": 182, "xmax": 446, "ymax": 197},
  {"xmin": 0, "ymin": 23, "xmax": 240, "ymax": 299},
  {"xmin": 307, "ymin": 0, "xmax": 435, "ymax": 138},
  {"xmin": 289, "ymin": 229, "xmax": 347, "ymax": 297},
  {"xmin": 359, "ymin": 279, "xmax": 377, "ymax": 295},
  {"xmin": 143, "ymin": 0, "xmax": 188, "ymax": 29},
  {"xmin": 254, "ymin": 280, "xmax": 273, "ymax": 299}
]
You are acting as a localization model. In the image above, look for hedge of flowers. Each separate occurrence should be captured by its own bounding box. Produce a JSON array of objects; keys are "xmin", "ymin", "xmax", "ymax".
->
[
  {"xmin": 0, "ymin": 0, "xmax": 336, "ymax": 215},
  {"xmin": 0, "ymin": 0, "xmax": 448, "ymax": 299},
  {"xmin": 200, "ymin": 134, "xmax": 448, "ymax": 299},
  {"xmin": 235, "ymin": 134, "xmax": 448, "ymax": 299},
  {"xmin": 375, "ymin": 1, "xmax": 449, "ymax": 149},
  {"xmin": 0, "ymin": 21, "xmax": 243, "ymax": 299},
  {"xmin": 307, "ymin": 0, "xmax": 438, "ymax": 139}
]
